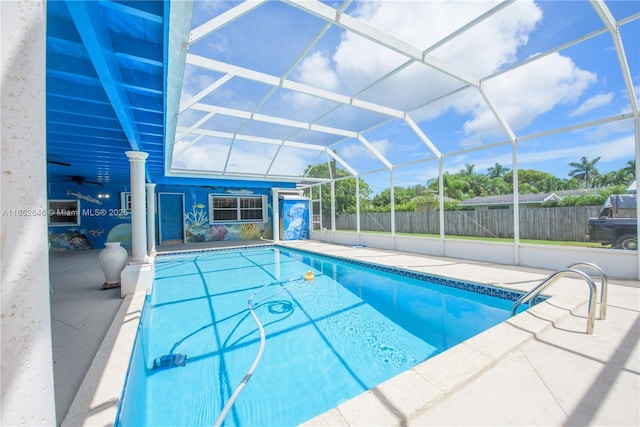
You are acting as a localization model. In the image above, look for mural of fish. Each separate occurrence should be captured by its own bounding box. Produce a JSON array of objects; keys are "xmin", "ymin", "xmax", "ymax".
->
[{"xmin": 67, "ymin": 189, "xmax": 102, "ymax": 205}]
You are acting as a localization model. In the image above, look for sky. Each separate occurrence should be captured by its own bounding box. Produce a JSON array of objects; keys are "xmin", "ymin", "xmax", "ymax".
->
[{"xmin": 172, "ymin": 0, "xmax": 639, "ymax": 194}]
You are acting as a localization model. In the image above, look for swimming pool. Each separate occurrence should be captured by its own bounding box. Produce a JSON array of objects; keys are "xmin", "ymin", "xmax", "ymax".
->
[{"xmin": 116, "ymin": 246, "xmax": 534, "ymax": 426}]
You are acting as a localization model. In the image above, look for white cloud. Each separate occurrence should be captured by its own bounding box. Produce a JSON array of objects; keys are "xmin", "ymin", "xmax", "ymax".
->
[
  {"xmin": 519, "ymin": 134, "xmax": 635, "ymax": 169},
  {"xmin": 339, "ymin": 138, "xmax": 390, "ymax": 161},
  {"xmin": 330, "ymin": 1, "xmax": 542, "ymax": 95},
  {"xmin": 569, "ymin": 93, "xmax": 614, "ymax": 117},
  {"xmin": 283, "ymin": 52, "xmax": 340, "ymax": 111},
  {"xmin": 172, "ymin": 138, "xmax": 230, "ymax": 171},
  {"xmin": 291, "ymin": 1, "xmax": 597, "ymax": 143},
  {"xmin": 470, "ymin": 52, "xmax": 596, "ymax": 136},
  {"xmin": 294, "ymin": 51, "xmax": 339, "ymax": 91},
  {"xmin": 173, "ymin": 137, "xmax": 316, "ymax": 177},
  {"xmin": 371, "ymin": 138, "xmax": 390, "ymax": 155}
]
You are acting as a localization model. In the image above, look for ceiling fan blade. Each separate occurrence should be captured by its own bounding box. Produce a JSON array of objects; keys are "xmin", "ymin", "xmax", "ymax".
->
[{"xmin": 47, "ymin": 159, "xmax": 71, "ymax": 167}]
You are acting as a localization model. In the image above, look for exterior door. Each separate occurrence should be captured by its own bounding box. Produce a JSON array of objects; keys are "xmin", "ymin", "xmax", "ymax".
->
[{"xmin": 158, "ymin": 193, "xmax": 184, "ymax": 244}]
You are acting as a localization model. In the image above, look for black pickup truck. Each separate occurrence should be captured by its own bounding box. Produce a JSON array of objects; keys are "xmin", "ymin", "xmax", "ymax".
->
[{"xmin": 587, "ymin": 194, "xmax": 637, "ymax": 250}]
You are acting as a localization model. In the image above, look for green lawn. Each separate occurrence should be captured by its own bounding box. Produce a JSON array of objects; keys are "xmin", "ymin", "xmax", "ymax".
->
[{"xmin": 329, "ymin": 229, "xmax": 607, "ymax": 249}]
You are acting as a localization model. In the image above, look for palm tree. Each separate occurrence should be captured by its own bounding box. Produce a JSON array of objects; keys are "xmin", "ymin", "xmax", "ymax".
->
[
  {"xmin": 568, "ymin": 156, "xmax": 600, "ymax": 188},
  {"xmin": 461, "ymin": 163, "xmax": 475, "ymax": 176},
  {"xmin": 620, "ymin": 159, "xmax": 636, "ymax": 182},
  {"xmin": 487, "ymin": 162, "xmax": 510, "ymax": 178}
]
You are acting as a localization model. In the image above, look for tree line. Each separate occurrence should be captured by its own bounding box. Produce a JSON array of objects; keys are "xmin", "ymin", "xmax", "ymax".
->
[{"xmin": 304, "ymin": 156, "xmax": 636, "ymax": 215}]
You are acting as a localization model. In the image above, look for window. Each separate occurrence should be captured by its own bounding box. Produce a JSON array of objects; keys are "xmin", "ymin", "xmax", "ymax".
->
[
  {"xmin": 121, "ymin": 192, "xmax": 132, "ymax": 212},
  {"xmin": 121, "ymin": 191, "xmax": 147, "ymax": 212},
  {"xmin": 209, "ymin": 194, "xmax": 267, "ymax": 223},
  {"xmin": 48, "ymin": 200, "xmax": 80, "ymax": 226}
]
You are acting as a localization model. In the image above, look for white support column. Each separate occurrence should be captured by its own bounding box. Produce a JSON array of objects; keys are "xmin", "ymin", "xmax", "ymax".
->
[
  {"xmin": 438, "ymin": 158, "xmax": 445, "ymax": 256},
  {"xmin": 146, "ymin": 183, "xmax": 156, "ymax": 254},
  {"xmin": 272, "ymin": 187, "xmax": 280, "ymax": 242},
  {"xmin": 1, "ymin": 1, "xmax": 56, "ymax": 425},
  {"xmin": 512, "ymin": 142, "xmax": 520, "ymax": 265},
  {"xmin": 126, "ymin": 151, "xmax": 149, "ymax": 263},
  {"xmin": 330, "ymin": 181, "xmax": 336, "ymax": 232},
  {"xmin": 390, "ymin": 168, "xmax": 396, "ymax": 249},
  {"xmin": 355, "ymin": 176, "xmax": 361, "ymax": 237}
]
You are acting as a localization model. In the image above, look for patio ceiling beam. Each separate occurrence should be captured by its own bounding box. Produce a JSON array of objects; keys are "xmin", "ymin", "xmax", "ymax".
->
[
  {"xmin": 168, "ymin": 167, "xmax": 308, "ymax": 182},
  {"xmin": 190, "ymin": 103, "xmax": 359, "ymax": 138},
  {"xmin": 178, "ymin": 126, "xmax": 327, "ymax": 151},
  {"xmin": 285, "ymin": 0, "xmax": 479, "ymax": 87},
  {"xmin": 172, "ymin": 135, "xmax": 204, "ymax": 159},
  {"xmin": 65, "ymin": 0, "xmax": 148, "ymax": 179},
  {"xmin": 404, "ymin": 115, "xmax": 442, "ymax": 159},
  {"xmin": 175, "ymin": 112, "xmax": 216, "ymax": 143},
  {"xmin": 186, "ymin": 54, "xmax": 405, "ymax": 119},
  {"xmin": 189, "ymin": 0, "xmax": 267, "ymax": 45},
  {"xmin": 325, "ymin": 148, "xmax": 358, "ymax": 177},
  {"xmin": 590, "ymin": 0, "xmax": 639, "ymax": 117},
  {"xmin": 356, "ymin": 134, "xmax": 392, "ymax": 170},
  {"xmin": 179, "ymin": 74, "xmax": 233, "ymax": 113},
  {"xmin": 351, "ymin": 2, "xmax": 513, "ymax": 105},
  {"xmin": 477, "ymin": 87, "xmax": 517, "ymax": 144},
  {"xmin": 423, "ymin": 1, "xmax": 515, "ymax": 55}
]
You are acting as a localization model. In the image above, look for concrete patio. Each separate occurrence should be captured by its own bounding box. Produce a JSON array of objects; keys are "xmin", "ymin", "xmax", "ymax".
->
[{"xmin": 50, "ymin": 241, "xmax": 639, "ymax": 426}]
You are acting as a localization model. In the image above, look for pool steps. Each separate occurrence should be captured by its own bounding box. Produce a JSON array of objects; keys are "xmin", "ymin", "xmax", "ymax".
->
[{"xmin": 511, "ymin": 262, "xmax": 608, "ymax": 334}]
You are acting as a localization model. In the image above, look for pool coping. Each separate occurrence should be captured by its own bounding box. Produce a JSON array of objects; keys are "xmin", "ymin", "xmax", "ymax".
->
[{"xmin": 61, "ymin": 243, "xmax": 585, "ymax": 426}]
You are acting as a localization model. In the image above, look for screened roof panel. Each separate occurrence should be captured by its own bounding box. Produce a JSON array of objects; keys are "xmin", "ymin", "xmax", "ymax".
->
[
  {"xmin": 290, "ymin": 27, "xmax": 409, "ymax": 97},
  {"xmin": 179, "ymin": 63, "xmax": 226, "ymax": 102},
  {"xmin": 516, "ymin": 117, "xmax": 636, "ymax": 178},
  {"xmin": 358, "ymin": 119, "xmax": 436, "ymax": 166},
  {"xmin": 256, "ymin": 86, "xmax": 344, "ymax": 123},
  {"xmin": 267, "ymin": 145, "xmax": 324, "ymax": 178},
  {"xmin": 411, "ymin": 86, "xmax": 507, "ymax": 152},
  {"xmin": 166, "ymin": 0, "xmax": 638, "ymax": 185},
  {"xmin": 621, "ymin": 20, "xmax": 640, "ymax": 96},
  {"xmin": 284, "ymin": 129, "xmax": 346, "ymax": 147},
  {"xmin": 172, "ymin": 136, "xmax": 231, "ymax": 172},
  {"xmin": 342, "ymin": 1, "xmax": 500, "ymax": 53},
  {"xmin": 482, "ymin": 30, "xmax": 631, "ymax": 138},
  {"xmin": 226, "ymin": 140, "xmax": 282, "ymax": 175},
  {"xmin": 236, "ymin": 119, "xmax": 315, "ymax": 141},
  {"xmin": 392, "ymin": 162, "xmax": 441, "ymax": 190},
  {"xmin": 189, "ymin": 1, "xmax": 329, "ymax": 77},
  {"xmin": 609, "ymin": 1, "xmax": 640, "ymax": 21},
  {"xmin": 357, "ymin": 62, "xmax": 468, "ymax": 112},
  {"xmin": 313, "ymin": 104, "xmax": 393, "ymax": 132},
  {"xmin": 198, "ymin": 77, "xmax": 276, "ymax": 111},
  {"xmin": 329, "ymin": 138, "xmax": 389, "ymax": 173},
  {"xmin": 196, "ymin": 114, "xmax": 246, "ymax": 134},
  {"xmin": 429, "ymin": 1, "xmax": 543, "ymax": 78}
]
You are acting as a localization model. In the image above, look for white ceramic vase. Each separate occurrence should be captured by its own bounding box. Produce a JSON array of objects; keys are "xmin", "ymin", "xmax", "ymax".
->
[{"xmin": 99, "ymin": 242, "xmax": 128, "ymax": 285}]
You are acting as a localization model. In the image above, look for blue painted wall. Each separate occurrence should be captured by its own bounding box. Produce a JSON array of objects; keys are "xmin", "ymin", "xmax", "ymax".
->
[{"xmin": 47, "ymin": 179, "xmax": 295, "ymax": 250}]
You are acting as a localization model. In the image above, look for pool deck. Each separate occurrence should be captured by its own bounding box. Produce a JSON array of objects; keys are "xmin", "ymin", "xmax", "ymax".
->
[{"xmin": 51, "ymin": 240, "xmax": 639, "ymax": 426}]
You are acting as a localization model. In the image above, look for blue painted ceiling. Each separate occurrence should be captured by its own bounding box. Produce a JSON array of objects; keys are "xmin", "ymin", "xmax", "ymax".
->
[{"xmin": 46, "ymin": 0, "xmax": 166, "ymax": 186}]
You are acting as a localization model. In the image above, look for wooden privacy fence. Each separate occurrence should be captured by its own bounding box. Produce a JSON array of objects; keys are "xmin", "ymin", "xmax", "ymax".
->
[{"xmin": 332, "ymin": 206, "xmax": 602, "ymax": 241}]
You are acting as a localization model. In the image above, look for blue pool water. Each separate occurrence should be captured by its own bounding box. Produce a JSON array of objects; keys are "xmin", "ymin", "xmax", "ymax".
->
[{"xmin": 116, "ymin": 246, "xmax": 530, "ymax": 426}]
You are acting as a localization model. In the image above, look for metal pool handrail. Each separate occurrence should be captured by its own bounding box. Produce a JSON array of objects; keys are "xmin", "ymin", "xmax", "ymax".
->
[
  {"xmin": 567, "ymin": 262, "xmax": 608, "ymax": 320},
  {"xmin": 510, "ymin": 268, "xmax": 597, "ymax": 334}
]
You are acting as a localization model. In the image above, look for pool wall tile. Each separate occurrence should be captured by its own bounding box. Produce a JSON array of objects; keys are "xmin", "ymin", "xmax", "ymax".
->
[
  {"xmin": 160, "ymin": 243, "xmax": 547, "ymax": 307},
  {"xmin": 276, "ymin": 245, "xmax": 547, "ymax": 304}
]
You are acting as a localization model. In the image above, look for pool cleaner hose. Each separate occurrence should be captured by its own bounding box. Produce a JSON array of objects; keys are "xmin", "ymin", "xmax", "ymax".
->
[{"xmin": 212, "ymin": 279, "xmax": 280, "ymax": 427}]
